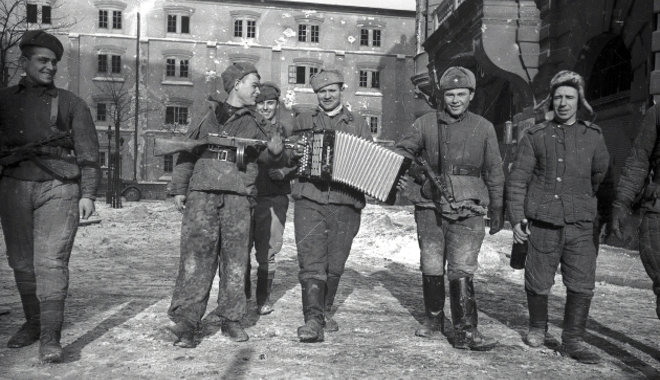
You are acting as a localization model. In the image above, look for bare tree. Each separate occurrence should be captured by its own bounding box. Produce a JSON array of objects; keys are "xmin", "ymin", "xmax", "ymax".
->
[{"xmin": 0, "ymin": 0, "xmax": 76, "ymax": 87}]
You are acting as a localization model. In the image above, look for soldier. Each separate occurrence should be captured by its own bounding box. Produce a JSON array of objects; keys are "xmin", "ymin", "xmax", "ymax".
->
[
  {"xmin": 291, "ymin": 69, "xmax": 372, "ymax": 343},
  {"xmin": 506, "ymin": 70, "xmax": 609, "ymax": 364},
  {"xmin": 611, "ymin": 102, "xmax": 660, "ymax": 320},
  {"xmin": 248, "ymin": 82, "xmax": 296, "ymax": 315},
  {"xmin": 166, "ymin": 63, "xmax": 284, "ymax": 347},
  {"xmin": 395, "ymin": 66, "xmax": 504, "ymax": 351},
  {"xmin": 0, "ymin": 30, "xmax": 100, "ymax": 363}
]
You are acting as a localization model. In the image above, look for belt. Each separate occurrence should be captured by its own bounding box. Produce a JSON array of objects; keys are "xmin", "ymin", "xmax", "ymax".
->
[
  {"xmin": 447, "ymin": 164, "xmax": 481, "ymax": 177},
  {"xmin": 199, "ymin": 146, "xmax": 237, "ymax": 162}
]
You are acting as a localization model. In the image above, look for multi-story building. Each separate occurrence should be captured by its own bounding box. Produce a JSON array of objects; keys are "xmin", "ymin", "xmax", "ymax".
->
[
  {"xmin": 8, "ymin": 0, "xmax": 418, "ymax": 182},
  {"xmin": 413, "ymin": 0, "xmax": 658, "ymax": 182}
]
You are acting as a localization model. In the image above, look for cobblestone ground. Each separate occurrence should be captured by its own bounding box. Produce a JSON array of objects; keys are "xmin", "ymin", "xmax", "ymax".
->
[{"xmin": 0, "ymin": 201, "xmax": 658, "ymax": 379}]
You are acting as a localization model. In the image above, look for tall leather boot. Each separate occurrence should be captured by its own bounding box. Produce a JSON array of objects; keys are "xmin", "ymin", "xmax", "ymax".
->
[
  {"xmin": 324, "ymin": 274, "xmax": 340, "ymax": 332},
  {"xmin": 415, "ymin": 275, "xmax": 445, "ymax": 338},
  {"xmin": 7, "ymin": 293, "xmax": 41, "ymax": 348},
  {"xmin": 449, "ymin": 277, "xmax": 497, "ymax": 351},
  {"xmin": 561, "ymin": 291, "xmax": 601, "ymax": 364},
  {"xmin": 8, "ymin": 271, "xmax": 40, "ymax": 348},
  {"xmin": 256, "ymin": 269, "xmax": 274, "ymax": 315},
  {"xmin": 297, "ymin": 278, "xmax": 325, "ymax": 343},
  {"xmin": 39, "ymin": 300, "xmax": 65, "ymax": 363},
  {"xmin": 525, "ymin": 291, "xmax": 549, "ymax": 347}
]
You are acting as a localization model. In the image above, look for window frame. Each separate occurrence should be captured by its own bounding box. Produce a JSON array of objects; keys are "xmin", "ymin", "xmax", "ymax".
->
[
  {"xmin": 165, "ymin": 106, "xmax": 189, "ymax": 125},
  {"xmin": 98, "ymin": 9, "xmax": 108, "ymax": 28},
  {"xmin": 163, "ymin": 154, "xmax": 174, "ymax": 173},
  {"xmin": 167, "ymin": 14, "xmax": 177, "ymax": 33},
  {"xmin": 27, "ymin": 4, "xmax": 38, "ymax": 23},
  {"xmin": 289, "ymin": 64, "xmax": 320, "ymax": 85},
  {"xmin": 96, "ymin": 103, "xmax": 107, "ymax": 122},
  {"xmin": 358, "ymin": 69, "xmax": 381, "ymax": 89},
  {"xmin": 112, "ymin": 10, "xmax": 122, "ymax": 29}
]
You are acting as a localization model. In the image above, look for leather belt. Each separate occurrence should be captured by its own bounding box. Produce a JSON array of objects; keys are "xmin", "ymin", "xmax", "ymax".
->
[
  {"xmin": 447, "ymin": 164, "xmax": 480, "ymax": 177},
  {"xmin": 200, "ymin": 146, "xmax": 237, "ymax": 162}
]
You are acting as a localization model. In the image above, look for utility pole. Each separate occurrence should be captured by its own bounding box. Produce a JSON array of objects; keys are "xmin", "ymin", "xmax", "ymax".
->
[{"xmin": 133, "ymin": 11, "xmax": 140, "ymax": 182}]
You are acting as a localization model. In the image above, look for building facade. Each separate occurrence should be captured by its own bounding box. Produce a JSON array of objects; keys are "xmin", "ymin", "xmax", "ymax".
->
[
  {"xmin": 413, "ymin": 0, "xmax": 659, "ymax": 187},
  {"xmin": 9, "ymin": 0, "xmax": 418, "ymax": 182}
]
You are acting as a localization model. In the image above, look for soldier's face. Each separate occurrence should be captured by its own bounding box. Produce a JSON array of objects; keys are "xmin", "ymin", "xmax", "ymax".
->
[
  {"xmin": 443, "ymin": 88, "xmax": 473, "ymax": 117},
  {"xmin": 257, "ymin": 99, "xmax": 278, "ymax": 121},
  {"xmin": 235, "ymin": 73, "xmax": 261, "ymax": 106},
  {"xmin": 22, "ymin": 47, "xmax": 58, "ymax": 85},
  {"xmin": 552, "ymin": 86, "xmax": 579, "ymax": 124},
  {"xmin": 316, "ymin": 84, "xmax": 342, "ymax": 111}
]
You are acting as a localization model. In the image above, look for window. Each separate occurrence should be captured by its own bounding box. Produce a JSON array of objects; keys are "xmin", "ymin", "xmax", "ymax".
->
[
  {"xmin": 180, "ymin": 60, "xmax": 189, "ymax": 78},
  {"xmin": 111, "ymin": 55, "xmax": 121, "ymax": 74},
  {"xmin": 98, "ymin": 54, "xmax": 121, "ymax": 74},
  {"xmin": 366, "ymin": 116, "xmax": 379, "ymax": 135},
  {"xmin": 112, "ymin": 10, "xmax": 122, "ymax": 29},
  {"xmin": 359, "ymin": 70, "xmax": 380, "ymax": 89},
  {"xmin": 166, "ymin": 59, "xmax": 176, "ymax": 77},
  {"xmin": 167, "ymin": 15, "xmax": 177, "ymax": 33},
  {"xmin": 97, "ymin": 103, "xmax": 107, "ymax": 122},
  {"xmin": 27, "ymin": 4, "xmax": 50, "ymax": 24},
  {"xmin": 181, "ymin": 16, "xmax": 189, "ymax": 33},
  {"xmin": 165, "ymin": 58, "xmax": 189, "ymax": 78},
  {"xmin": 587, "ymin": 37, "xmax": 631, "ymax": 101},
  {"xmin": 360, "ymin": 29, "xmax": 369, "ymax": 46},
  {"xmin": 360, "ymin": 29, "xmax": 381, "ymax": 47},
  {"xmin": 27, "ymin": 4, "xmax": 37, "ymax": 23},
  {"xmin": 165, "ymin": 106, "xmax": 189, "ymax": 125},
  {"xmin": 298, "ymin": 24, "xmax": 319, "ymax": 43},
  {"xmin": 163, "ymin": 155, "xmax": 174, "ymax": 173},
  {"xmin": 98, "ymin": 55, "xmax": 108, "ymax": 73},
  {"xmin": 99, "ymin": 10, "xmax": 108, "ymax": 28},
  {"xmin": 167, "ymin": 14, "xmax": 190, "ymax": 34},
  {"xmin": 289, "ymin": 65, "xmax": 319, "ymax": 85},
  {"xmin": 98, "ymin": 152, "xmax": 107, "ymax": 167},
  {"xmin": 234, "ymin": 19, "xmax": 256, "ymax": 38},
  {"xmin": 42, "ymin": 6, "xmax": 51, "ymax": 24}
]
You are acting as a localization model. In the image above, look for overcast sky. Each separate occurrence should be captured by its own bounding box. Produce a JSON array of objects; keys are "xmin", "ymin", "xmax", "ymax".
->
[{"xmin": 283, "ymin": 0, "xmax": 416, "ymax": 11}]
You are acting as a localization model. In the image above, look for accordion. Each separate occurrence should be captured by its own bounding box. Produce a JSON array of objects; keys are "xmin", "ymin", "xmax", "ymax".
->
[{"xmin": 297, "ymin": 130, "xmax": 411, "ymax": 203}]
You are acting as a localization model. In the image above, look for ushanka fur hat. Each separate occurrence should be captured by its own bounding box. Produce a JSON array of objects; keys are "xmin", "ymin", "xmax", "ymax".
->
[{"xmin": 537, "ymin": 70, "xmax": 594, "ymax": 116}]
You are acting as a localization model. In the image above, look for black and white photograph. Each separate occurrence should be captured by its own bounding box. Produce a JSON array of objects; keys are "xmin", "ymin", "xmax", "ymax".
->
[{"xmin": 1, "ymin": 0, "xmax": 659, "ymax": 378}]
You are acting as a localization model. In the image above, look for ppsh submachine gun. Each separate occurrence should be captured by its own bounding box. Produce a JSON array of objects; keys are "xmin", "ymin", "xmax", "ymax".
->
[
  {"xmin": 0, "ymin": 132, "xmax": 76, "ymax": 177},
  {"xmin": 153, "ymin": 132, "xmax": 299, "ymax": 170},
  {"xmin": 415, "ymin": 156, "xmax": 487, "ymax": 215}
]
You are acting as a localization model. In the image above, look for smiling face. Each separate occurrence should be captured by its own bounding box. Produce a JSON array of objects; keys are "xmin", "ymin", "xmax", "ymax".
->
[
  {"xmin": 257, "ymin": 99, "xmax": 278, "ymax": 121},
  {"xmin": 21, "ymin": 47, "xmax": 58, "ymax": 85},
  {"xmin": 443, "ymin": 88, "xmax": 473, "ymax": 118},
  {"xmin": 234, "ymin": 73, "xmax": 261, "ymax": 106},
  {"xmin": 316, "ymin": 83, "xmax": 342, "ymax": 112},
  {"xmin": 552, "ymin": 85, "xmax": 579, "ymax": 124}
]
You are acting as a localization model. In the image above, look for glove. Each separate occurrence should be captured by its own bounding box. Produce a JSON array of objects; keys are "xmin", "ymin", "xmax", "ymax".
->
[
  {"xmin": 267, "ymin": 133, "xmax": 284, "ymax": 156},
  {"xmin": 488, "ymin": 207, "xmax": 504, "ymax": 235},
  {"xmin": 268, "ymin": 168, "xmax": 285, "ymax": 181},
  {"xmin": 610, "ymin": 202, "xmax": 630, "ymax": 241}
]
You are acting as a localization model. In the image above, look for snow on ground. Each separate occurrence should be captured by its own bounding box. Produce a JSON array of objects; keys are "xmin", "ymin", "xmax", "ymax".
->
[{"xmin": 0, "ymin": 201, "xmax": 659, "ymax": 379}]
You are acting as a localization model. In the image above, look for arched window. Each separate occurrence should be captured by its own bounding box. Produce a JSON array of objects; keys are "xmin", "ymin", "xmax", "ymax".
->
[{"xmin": 587, "ymin": 37, "xmax": 631, "ymax": 100}]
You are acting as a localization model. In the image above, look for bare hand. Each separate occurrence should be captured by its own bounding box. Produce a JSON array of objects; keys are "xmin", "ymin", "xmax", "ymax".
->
[
  {"xmin": 397, "ymin": 175, "xmax": 411, "ymax": 192},
  {"xmin": 512, "ymin": 219, "xmax": 530, "ymax": 244},
  {"xmin": 174, "ymin": 195, "xmax": 186, "ymax": 212},
  {"xmin": 79, "ymin": 198, "xmax": 95, "ymax": 220},
  {"xmin": 268, "ymin": 168, "xmax": 285, "ymax": 181},
  {"xmin": 267, "ymin": 134, "xmax": 284, "ymax": 156}
]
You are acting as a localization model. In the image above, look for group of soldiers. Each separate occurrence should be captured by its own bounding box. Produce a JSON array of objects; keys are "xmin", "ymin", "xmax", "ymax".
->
[{"xmin": 2, "ymin": 30, "xmax": 660, "ymax": 367}]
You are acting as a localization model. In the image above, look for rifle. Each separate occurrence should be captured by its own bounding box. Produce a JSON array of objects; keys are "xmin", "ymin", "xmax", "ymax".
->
[
  {"xmin": 415, "ymin": 156, "xmax": 487, "ymax": 215},
  {"xmin": 0, "ymin": 133, "xmax": 73, "ymax": 167},
  {"xmin": 154, "ymin": 133, "xmax": 298, "ymax": 156}
]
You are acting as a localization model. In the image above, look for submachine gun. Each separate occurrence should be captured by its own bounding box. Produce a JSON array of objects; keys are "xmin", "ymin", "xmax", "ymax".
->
[
  {"xmin": 415, "ymin": 156, "xmax": 488, "ymax": 215},
  {"xmin": 154, "ymin": 132, "xmax": 299, "ymax": 170}
]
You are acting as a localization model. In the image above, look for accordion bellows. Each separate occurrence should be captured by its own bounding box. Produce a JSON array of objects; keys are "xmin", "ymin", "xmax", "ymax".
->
[{"xmin": 297, "ymin": 130, "xmax": 410, "ymax": 203}]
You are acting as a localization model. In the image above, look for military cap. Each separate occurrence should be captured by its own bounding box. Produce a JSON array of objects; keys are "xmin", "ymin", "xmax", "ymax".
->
[
  {"xmin": 221, "ymin": 62, "xmax": 260, "ymax": 93},
  {"xmin": 438, "ymin": 66, "xmax": 476, "ymax": 92},
  {"xmin": 310, "ymin": 69, "xmax": 344, "ymax": 92},
  {"xmin": 256, "ymin": 82, "xmax": 281, "ymax": 103},
  {"xmin": 20, "ymin": 30, "xmax": 64, "ymax": 61}
]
